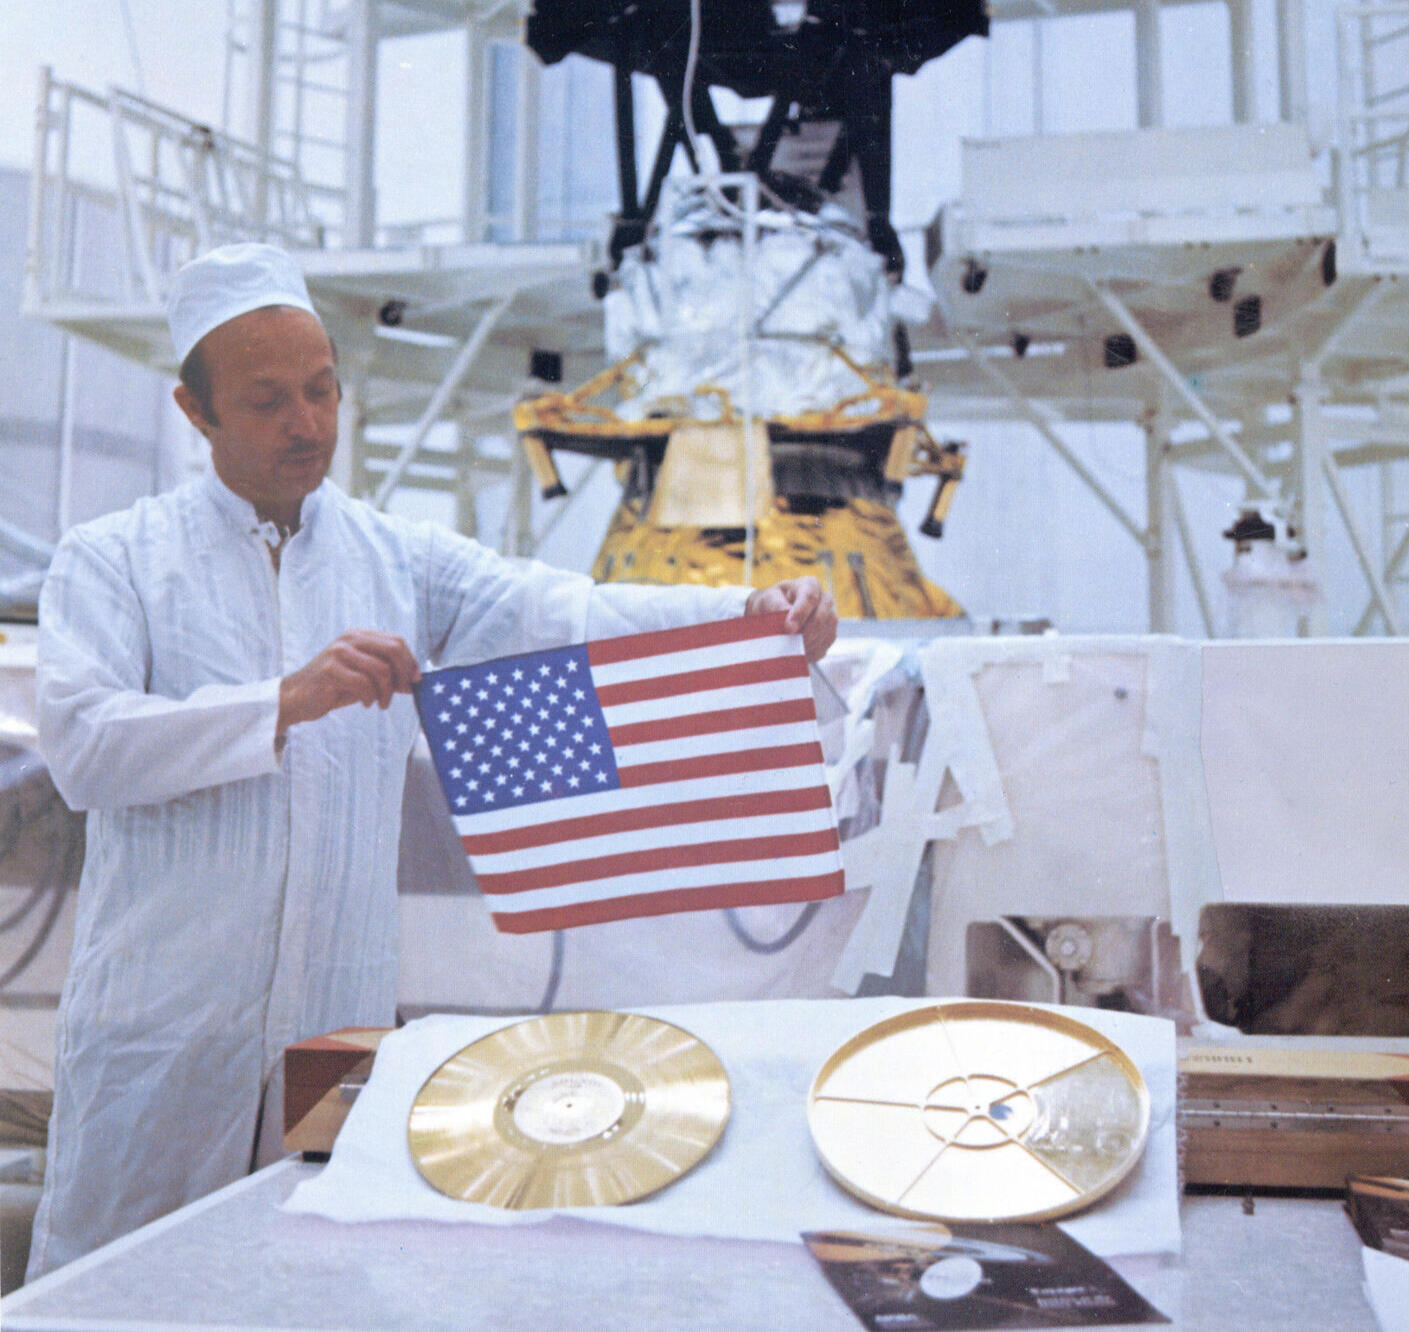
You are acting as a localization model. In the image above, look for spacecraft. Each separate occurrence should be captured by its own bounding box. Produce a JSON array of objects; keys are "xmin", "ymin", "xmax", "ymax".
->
[{"xmin": 514, "ymin": 1, "xmax": 988, "ymax": 618}]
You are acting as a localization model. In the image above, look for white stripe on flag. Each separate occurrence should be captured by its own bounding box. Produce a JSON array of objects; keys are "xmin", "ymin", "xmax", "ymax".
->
[
  {"xmin": 588, "ymin": 633, "xmax": 798, "ymax": 686},
  {"xmin": 467, "ymin": 803, "xmax": 837, "ymax": 875},
  {"xmin": 453, "ymin": 766, "xmax": 829, "ymax": 837},
  {"xmin": 599, "ymin": 675, "xmax": 814, "ymax": 729},
  {"xmin": 484, "ymin": 849, "xmax": 845, "ymax": 915},
  {"xmin": 610, "ymin": 720, "xmax": 820, "ymax": 766}
]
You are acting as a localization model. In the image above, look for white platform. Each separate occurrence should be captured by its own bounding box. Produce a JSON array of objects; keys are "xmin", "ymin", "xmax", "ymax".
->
[{"xmin": 0, "ymin": 1157, "xmax": 1382, "ymax": 1330}]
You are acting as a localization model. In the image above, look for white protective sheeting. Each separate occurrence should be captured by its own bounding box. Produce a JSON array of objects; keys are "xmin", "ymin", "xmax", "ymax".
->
[
  {"xmin": 603, "ymin": 202, "xmax": 890, "ymax": 421},
  {"xmin": 843, "ymin": 636, "xmax": 1198, "ymax": 997},
  {"xmin": 284, "ymin": 998, "xmax": 1181, "ymax": 1259},
  {"xmin": 1200, "ymin": 640, "xmax": 1409, "ymax": 907},
  {"xmin": 27, "ymin": 468, "xmax": 748, "ymax": 1276},
  {"xmin": 1362, "ymin": 1245, "xmax": 1409, "ymax": 1332},
  {"xmin": 396, "ymin": 632, "xmax": 1409, "ymax": 1012}
]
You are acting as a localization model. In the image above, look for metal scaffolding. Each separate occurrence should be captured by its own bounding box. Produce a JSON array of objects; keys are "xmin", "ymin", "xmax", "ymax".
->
[{"xmin": 20, "ymin": 0, "xmax": 1409, "ymax": 633}]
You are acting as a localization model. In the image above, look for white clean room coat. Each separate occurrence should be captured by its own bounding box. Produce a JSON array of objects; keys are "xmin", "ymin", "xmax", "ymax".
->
[{"xmin": 28, "ymin": 470, "xmax": 748, "ymax": 1276}]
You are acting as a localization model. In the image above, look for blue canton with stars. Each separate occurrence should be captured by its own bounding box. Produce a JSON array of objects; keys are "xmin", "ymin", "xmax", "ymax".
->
[{"xmin": 415, "ymin": 644, "xmax": 620, "ymax": 816}]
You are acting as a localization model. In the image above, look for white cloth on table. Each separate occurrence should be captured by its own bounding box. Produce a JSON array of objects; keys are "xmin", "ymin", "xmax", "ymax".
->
[
  {"xmin": 285, "ymin": 998, "xmax": 1181, "ymax": 1259},
  {"xmin": 28, "ymin": 469, "xmax": 747, "ymax": 1277},
  {"xmin": 1363, "ymin": 1246, "xmax": 1409, "ymax": 1332}
]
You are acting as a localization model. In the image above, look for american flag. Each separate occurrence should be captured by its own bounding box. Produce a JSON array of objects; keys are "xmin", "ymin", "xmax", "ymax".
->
[{"xmin": 414, "ymin": 612, "xmax": 844, "ymax": 933}]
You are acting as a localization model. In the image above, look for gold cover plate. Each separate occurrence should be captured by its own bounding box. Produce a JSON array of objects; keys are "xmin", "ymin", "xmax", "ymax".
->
[
  {"xmin": 407, "ymin": 1010, "xmax": 730, "ymax": 1209},
  {"xmin": 808, "ymin": 1000, "xmax": 1150, "ymax": 1223}
]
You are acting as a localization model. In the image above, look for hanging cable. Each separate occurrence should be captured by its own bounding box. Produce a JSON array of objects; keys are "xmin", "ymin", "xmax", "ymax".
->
[
  {"xmin": 725, "ymin": 902, "xmax": 823, "ymax": 955},
  {"xmin": 536, "ymin": 929, "xmax": 565, "ymax": 1012},
  {"xmin": 683, "ymin": 0, "xmax": 704, "ymax": 164}
]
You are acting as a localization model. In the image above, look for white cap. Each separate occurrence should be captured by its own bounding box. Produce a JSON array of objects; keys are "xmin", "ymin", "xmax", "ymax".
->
[{"xmin": 167, "ymin": 242, "xmax": 318, "ymax": 365}]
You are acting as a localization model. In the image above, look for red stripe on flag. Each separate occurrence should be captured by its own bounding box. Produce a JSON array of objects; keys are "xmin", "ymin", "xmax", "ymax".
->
[
  {"xmin": 608, "ymin": 697, "xmax": 817, "ymax": 748},
  {"xmin": 586, "ymin": 612, "xmax": 789, "ymax": 666},
  {"xmin": 476, "ymin": 828, "xmax": 841, "ymax": 895},
  {"xmin": 594, "ymin": 654, "xmax": 807, "ymax": 708},
  {"xmin": 490, "ymin": 870, "xmax": 846, "ymax": 933},
  {"xmin": 462, "ymin": 785, "xmax": 833, "ymax": 855},
  {"xmin": 616, "ymin": 741, "xmax": 824, "ymax": 788}
]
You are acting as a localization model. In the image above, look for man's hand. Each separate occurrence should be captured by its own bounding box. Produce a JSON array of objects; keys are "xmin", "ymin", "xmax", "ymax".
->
[
  {"xmin": 278, "ymin": 630, "xmax": 421, "ymax": 733},
  {"xmin": 745, "ymin": 576, "xmax": 838, "ymax": 662}
]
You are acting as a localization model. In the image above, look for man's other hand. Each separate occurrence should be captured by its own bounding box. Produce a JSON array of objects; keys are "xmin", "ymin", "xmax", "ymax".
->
[
  {"xmin": 745, "ymin": 577, "xmax": 838, "ymax": 662},
  {"xmin": 278, "ymin": 630, "xmax": 421, "ymax": 733}
]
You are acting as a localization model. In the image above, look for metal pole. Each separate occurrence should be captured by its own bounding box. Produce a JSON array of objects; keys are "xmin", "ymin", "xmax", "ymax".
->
[
  {"xmin": 1228, "ymin": 0, "xmax": 1255, "ymax": 123},
  {"xmin": 1276, "ymin": 0, "xmax": 1309, "ymax": 125},
  {"xmin": 24, "ymin": 67, "xmax": 54, "ymax": 311},
  {"xmin": 56, "ymin": 335, "xmax": 77, "ymax": 538},
  {"xmin": 344, "ymin": 0, "xmax": 377, "ymax": 247},
  {"xmin": 1143, "ymin": 393, "xmax": 1176, "ymax": 630},
  {"xmin": 1304, "ymin": 279, "xmax": 1386, "ymax": 374},
  {"xmin": 251, "ymin": 0, "xmax": 278, "ymax": 230},
  {"xmin": 529, "ymin": 459, "xmax": 606, "ymax": 550},
  {"xmin": 741, "ymin": 173, "xmax": 758, "ymax": 587},
  {"xmin": 454, "ymin": 421, "xmax": 481, "ymax": 539},
  {"xmin": 514, "ymin": 44, "xmax": 540, "ymax": 241},
  {"xmin": 1325, "ymin": 451, "xmax": 1403, "ymax": 634},
  {"xmin": 1134, "ymin": 0, "xmax": 1164, "ymax": 128},
  {"xmin": 1169, "ymin": 469, "xmax": 1217, "ymax": 636},
  {"xmin": 332, "ymin": 363, "xmax": 364, "ymax": 496},
  {"xmin": 1355, "ymin": 524, "xmax": 1409, "ymax": 634},
  {"xmin": 1032, "ymin": 14, "xmax": 1046, "ymax": 135},
  {"xmin": 503, "ymin": 437, "xmax": 534, "ymax": 556},
  {"xmin": 464, "ymin": 16, "xmax": 488, "ymax": 242},
  {"xmin": 1092, "ymin": 283, "xmax": 1275, "ymax": 498},
  {"xmin": 949, "ymin": 325, "xmax": 1146, "ymax": 545},
  {"xmin": 1335, "ymin": 5, "xmax": 1363, "ymax": 264},
  {"xmin": 372, "ymin": 295, "xmax": 513, "ymax": 509},
  {"xmin": 55, "ymin": 83, "xmax": 73, "ymax": 298},
  {"xmin": 1291, "ymin": 378, "xmax": 1328, "ymax": 635},
  {"xmin": 110, "ymin": 98, "xmax": 163, "ymax": 302},
  {"xmin": 54, "ymin": 196, "xmax": 83, "ymax": 535}
]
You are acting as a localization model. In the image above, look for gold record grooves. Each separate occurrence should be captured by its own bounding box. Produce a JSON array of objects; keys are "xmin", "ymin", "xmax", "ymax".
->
[
  {"xmin": 407, "ymin": 1010, "xmax": 730, "ymax": 1209},
  {"xmin": 808, "ymin": 1000, "xmax": 1150, "ymax": 1223}
]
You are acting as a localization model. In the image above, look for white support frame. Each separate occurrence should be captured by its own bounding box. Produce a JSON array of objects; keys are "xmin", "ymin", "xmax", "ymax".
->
[
  {"xmin": 1168, "ymin": 470, "xmax": 1217, "ymax": 636},
  {"xmin": 1091, "ymin": 284, "xmax": 1277, "ymax": 502},
  {"xmin": 371, "ymin": 295, "xmax": 514, "ymax": 509},
  {"xmin": 1325, "ymin": 448, "xmax": 1405, "ymax": 633},
  {"xmin": 344, "ymin": 0, "xmax": 378, "ymax": 247},
  {"xmin": 22, "ymin": 0, "xmax": 1409, "ymax": 632},
  {"xmin": 1143, "ymin": 393, "xmax": 1177, "ymax": 631},
  {"xmin": 1336, "ymin": 3, "xmax": 1409, "ymax": 274},
  {"xmin": 948, "ymin": 322, "xmax": 1146, "ymax": 545}
]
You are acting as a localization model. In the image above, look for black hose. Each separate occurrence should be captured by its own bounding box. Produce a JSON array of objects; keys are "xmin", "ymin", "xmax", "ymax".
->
[{"xmin": 724, "ymin": 901, "xmax": 822, "ymax": 955}]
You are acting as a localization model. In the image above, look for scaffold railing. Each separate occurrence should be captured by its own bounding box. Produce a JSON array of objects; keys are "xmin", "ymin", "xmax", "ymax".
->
[
  {"xmin": 25, "ymin": 66, "xmax": 346, "ymax": 315},
  {"xmin": 1337, "ymin": 2, "xmax": 1409, "ymax": 272}
]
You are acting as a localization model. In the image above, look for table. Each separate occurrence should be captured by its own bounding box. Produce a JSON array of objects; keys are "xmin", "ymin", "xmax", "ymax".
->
[{"xmin": 1, "ymin": 1160, "xmax": 1381, "ymax": 1330}]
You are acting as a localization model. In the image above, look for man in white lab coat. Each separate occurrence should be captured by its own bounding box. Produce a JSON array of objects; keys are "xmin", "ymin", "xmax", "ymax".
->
[{"xmin": 26, "ymin": 244, "xmax": 836, "ymax": 1277}]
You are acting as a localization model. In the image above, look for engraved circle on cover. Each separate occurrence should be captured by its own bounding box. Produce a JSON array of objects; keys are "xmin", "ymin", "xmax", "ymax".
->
[
  {"xmin": 807, "ymin": 1000, "xmax": 1150, "ymax": 1223},
  {"xmin": 407, "ymin": 1009, "xmax": 731, "ymax": 1209}
]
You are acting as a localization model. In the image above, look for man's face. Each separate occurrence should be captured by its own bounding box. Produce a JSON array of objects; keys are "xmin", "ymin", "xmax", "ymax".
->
[{"xmin": 176, "ymin": 305, "xmax": 339, "ymax": 524}]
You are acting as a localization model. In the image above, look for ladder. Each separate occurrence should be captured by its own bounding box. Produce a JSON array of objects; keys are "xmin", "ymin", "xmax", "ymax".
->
[
  {"xmin": 1337, "ymin": 2, "xmax": 1409, "ymax": 272},
  {"xmin": 222, "ymin": 0, "xmax": 351, "ymax": 200}
]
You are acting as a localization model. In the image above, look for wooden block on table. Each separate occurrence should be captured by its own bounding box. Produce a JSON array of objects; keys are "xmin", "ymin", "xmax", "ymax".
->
[
  {"xmin": 1179, "ymin": 1046, "xmax": 1409, "ymax": 1190},
  {"xmin": 283, "ymin": 1027, "xmax": 391, "ymax": 1155}
]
